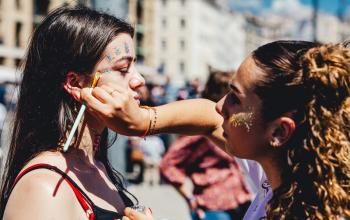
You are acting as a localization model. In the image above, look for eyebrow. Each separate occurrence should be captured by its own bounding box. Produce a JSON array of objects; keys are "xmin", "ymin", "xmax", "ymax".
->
[
  {"xmin": 229, "ymin": 83, "xmax": 242, "ymax": 94},
  {"xmin": 115, "ymin": 55, "xmax": 136, "ymax": 63}
]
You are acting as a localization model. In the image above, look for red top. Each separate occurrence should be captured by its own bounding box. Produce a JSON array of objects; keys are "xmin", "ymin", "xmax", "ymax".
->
[
  {"xmin": 10, "ymin": 163, "xmax": 123, "ymax": 220},
  {"xmin": 160, "ymin": 136, "xmax": 251, "ymax": 210}
]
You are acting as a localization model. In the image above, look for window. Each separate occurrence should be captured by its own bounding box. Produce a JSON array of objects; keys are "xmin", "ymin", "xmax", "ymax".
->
[
  {"xmin": 158, "ymin": 62, "xmax": 166, "ymax": 74},
  {"xmin": 162, "ymin": 18, "xmax": 167, "ymax": 28},
  {"xmin": 34, "ymin": 0, "xmax": 49, "ymax": 15},
  {"xmin": 15, "ymin": 0, "xmax": 21, "ymax": 10},
  {"xmin": 180, "ymin": 39, "xmax": 185, "ymax": 50},
  {"xmin": 136, "ymin": 0, "xmax": 143, "ymax": 20},
  {"xmin": 179, "ymin": 61, "xmax": 185, "ymax": 73},
  {"xmin": 15, "ymin": 22, "xmax": 22, "ymax": 47},
  {"xmin": 15, "ymin": 58, "xmax": 22, "ymax": 67},
  {"xmin": 180, "ymin": 18, "xmax": 186, "ymax": 28},
  {"xmin": 0, "ymin": 19, "xmax": 2, "ymax": 44},
  {"xmin": 162, "ymin": 40, "xmax": 166, "ymax": 50}
]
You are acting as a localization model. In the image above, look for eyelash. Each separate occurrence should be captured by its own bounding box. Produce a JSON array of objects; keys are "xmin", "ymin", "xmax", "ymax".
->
[
  {"xmin": 229, "ymin": 92, "xmax": 240, "ymax": 104},
  {"xmin": 120, "ymin": 69, "xmax": 129, "ymax": 74}
]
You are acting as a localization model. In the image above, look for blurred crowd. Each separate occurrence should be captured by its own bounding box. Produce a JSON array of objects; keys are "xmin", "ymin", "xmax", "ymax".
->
[{"xmin": 0, "ymin": 82, "xmax": 19, "ymax": 167}]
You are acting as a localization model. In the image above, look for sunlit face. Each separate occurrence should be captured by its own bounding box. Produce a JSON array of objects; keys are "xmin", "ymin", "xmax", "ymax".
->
[
  {"xmin": 91, "ymin": 33, "xmax": 145, "ymax": 104},
  {"xmin": 215, "ymin": 56, "xmax": 270, "ymax": 160}
]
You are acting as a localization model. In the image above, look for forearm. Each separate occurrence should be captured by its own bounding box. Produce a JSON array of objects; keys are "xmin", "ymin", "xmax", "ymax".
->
[
  {"xmin": 148, "ymin": 99, "xmax": 226, "ymax": 149},
  {"xmin": 154, "ymin": 99, "xmax": 218, "ymax": 134}
]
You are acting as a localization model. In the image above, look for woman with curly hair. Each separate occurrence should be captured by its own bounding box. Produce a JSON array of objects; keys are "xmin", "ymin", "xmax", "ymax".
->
[{"xmin": 82, "ymin": 41, "xmax": 350, "ymax": 219}]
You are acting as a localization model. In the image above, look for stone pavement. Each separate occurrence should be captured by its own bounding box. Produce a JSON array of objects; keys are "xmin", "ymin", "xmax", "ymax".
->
[{"xmin": 128, "ymin": 183, "xmax": 192, "ymax": 220}]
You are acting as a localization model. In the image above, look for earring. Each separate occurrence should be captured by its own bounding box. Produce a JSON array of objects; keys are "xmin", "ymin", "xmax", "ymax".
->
[
  {"xmin": 270, "ymin": 139, "xmax": 279, "ymax": 148},
  {"xmin": 73, "ymin": 102, "xmax": 79, "ymax": 114}
]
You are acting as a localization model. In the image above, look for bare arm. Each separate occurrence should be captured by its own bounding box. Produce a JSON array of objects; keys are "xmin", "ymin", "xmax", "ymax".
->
[{"xmin": 81, "ymin": 86, "xmax": 226, "ymax": 149}]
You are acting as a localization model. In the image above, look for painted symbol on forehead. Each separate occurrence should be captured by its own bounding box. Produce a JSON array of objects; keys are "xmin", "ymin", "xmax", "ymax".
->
[
  {"xmin": 114, "ymin": 47, "xmax": 121, "ymax": 56},
  {"xmin": 124, "ymin": 42, "xmax": 130, "ymax": 54},
  {"xmin": 229, "ymin": 110, "xmax": 254, "ymax": 132},
  {"xmin": 105, "ymin": 54, "xmax": 114, "ymax": 63}
]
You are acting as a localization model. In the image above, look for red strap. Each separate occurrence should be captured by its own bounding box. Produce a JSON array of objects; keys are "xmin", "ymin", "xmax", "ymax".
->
[{"xmin": 14, "ymin": 163, "xmax": 95, "ymax": 220}]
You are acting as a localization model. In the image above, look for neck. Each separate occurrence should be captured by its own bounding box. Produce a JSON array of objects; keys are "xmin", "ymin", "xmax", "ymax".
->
[
  {"xmin": 256, "ymin": 151, "xmax": 283, "ymax": 190},
  {"xmin": 68, "ymin": 112, "xmax": 104, "ymax": 165}
]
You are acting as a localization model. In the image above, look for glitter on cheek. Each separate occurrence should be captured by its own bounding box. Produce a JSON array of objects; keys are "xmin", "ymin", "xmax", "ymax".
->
[{"xmin": 229, "ymin": 111, "xmax": 254, "ymax": 132}]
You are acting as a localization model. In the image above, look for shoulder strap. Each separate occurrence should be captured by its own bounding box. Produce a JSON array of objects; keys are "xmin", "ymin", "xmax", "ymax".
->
[{"xmin": 11, "ymin": 163, "xmax": 95, "ymax": 220}]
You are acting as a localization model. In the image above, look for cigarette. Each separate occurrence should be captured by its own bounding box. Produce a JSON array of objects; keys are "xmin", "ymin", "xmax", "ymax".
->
[{"xmin": 63, "ymin": 71, "xmax": 101, "ymax": 152}]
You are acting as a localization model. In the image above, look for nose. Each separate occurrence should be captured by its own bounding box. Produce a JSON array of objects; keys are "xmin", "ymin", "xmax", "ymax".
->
[
  {"xmin": 129, "ymin": 68, "xmax": 145, "ymax": 90},
  {"xmin": 215, "ymin": 95, "xmax": 226, "ymax": 116}
]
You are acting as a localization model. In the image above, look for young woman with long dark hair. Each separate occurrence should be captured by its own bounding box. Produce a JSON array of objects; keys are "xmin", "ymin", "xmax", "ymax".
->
[{"xmin": 0, "ymin": 5, "xmax": 151, "ymax": 219}]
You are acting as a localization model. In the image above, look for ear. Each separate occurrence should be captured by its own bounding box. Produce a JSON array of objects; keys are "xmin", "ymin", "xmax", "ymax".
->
[
  {"xmin": 63, "ymin": 71, "xmax": 83, "ymax": 102},
  {"xmin": 268, "ymin": 117, "xmax": 295, "ymax": 148}
]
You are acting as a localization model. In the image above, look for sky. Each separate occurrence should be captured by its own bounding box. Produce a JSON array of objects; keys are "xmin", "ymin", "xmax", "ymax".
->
[{"xmin": 229, "ymin": 0, "xmax": 350, "ymax": 17}]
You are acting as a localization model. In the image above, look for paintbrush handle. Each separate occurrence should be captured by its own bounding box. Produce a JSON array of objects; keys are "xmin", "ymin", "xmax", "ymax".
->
[
  {"xmin": 63, "ymin": 104, "xmax": 86, "ymax": 152},
  {"xmin": 63, "ymin": 72, "xmax": 100, "ymax": 152}
]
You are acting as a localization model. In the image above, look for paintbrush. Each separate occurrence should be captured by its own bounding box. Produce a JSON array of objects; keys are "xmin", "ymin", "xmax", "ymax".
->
[{"xmin": 63, "ymin": 71, "xmax": 101, "ymax": 152}]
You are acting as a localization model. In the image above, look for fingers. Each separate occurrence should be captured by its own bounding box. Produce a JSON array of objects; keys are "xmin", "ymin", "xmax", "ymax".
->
[
  {"xmin": 80, "ymin": 88, "xmax": 109, "ymax": 115},
  {"xmin": 81, "ymin": 84, "xmax": 129, "ymax": 114},
  {"xmin": 123, "ymin": 207, "xmax": 154, "ymax": 220}
]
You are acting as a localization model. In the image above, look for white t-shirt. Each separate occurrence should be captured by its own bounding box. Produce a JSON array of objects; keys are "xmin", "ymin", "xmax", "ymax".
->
[
  {"xmin": 235, "ymin": 159, "xmax": 272, "ymax": 220},
  {"xmin": 139, "ymin": 136, "xmax": 165, "ymax": 164}
]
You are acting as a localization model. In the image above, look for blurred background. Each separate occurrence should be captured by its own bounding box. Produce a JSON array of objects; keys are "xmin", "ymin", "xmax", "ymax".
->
[{"xmin": 1, "ymin": 0, "xmax": 350, "ymax": 219}]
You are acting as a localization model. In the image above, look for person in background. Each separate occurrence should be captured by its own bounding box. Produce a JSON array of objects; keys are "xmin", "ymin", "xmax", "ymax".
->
[
  {"xmin": 139, "ymin": 135, "xmax": 165, "ymax": 186},
  {"xmin": 160, "ymin": 71, "xmax": 251, "ymax": 220}
]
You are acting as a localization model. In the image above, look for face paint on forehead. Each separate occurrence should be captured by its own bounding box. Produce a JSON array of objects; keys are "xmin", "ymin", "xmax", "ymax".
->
[
  {"xmin": 105, "ymin": 54, "xmax": 114, "ymax": 63},
  {"xmin": 104, "ymin": 46, "xmax": 126, "ymax": 64},
  {"xmin": 114, "ymin": 47, "xmax": 121, "ymax": 56},
  {"xmin": 124, "ymin": 42, "xmax": 130, "ymax": 54},
  {"xmin": 229, "ymin": 109, "xmax": 254, "ymax": 132}
]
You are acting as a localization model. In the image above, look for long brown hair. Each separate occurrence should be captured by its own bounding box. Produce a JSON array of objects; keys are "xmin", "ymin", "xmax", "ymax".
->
[
  {"xmin": 0, "ymin": 5, "xmax": 137, "ymax": 215},
  {"xmin": 252, "ymin": 41, "xmax": 350, "ymax": 219}
]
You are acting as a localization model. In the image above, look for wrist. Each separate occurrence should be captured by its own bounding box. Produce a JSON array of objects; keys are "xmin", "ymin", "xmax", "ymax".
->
[{"xmin": 139, "ymin": 106, "xmax": 151, "ymax": 136}]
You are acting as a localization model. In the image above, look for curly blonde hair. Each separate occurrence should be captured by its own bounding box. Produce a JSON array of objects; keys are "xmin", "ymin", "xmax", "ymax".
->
[{"xmin": 252, "ymin": 41, "xmax": 350, "ymax": 219}]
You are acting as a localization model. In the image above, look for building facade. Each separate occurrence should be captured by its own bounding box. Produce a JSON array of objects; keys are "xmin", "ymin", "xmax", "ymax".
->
[
  {"xmin": 0, "ymin": 0, "xmax": 88, "ymax": 68},
  {"xmin": 128, "ymin": 0, "xmax": 246, "ymax": 85}
]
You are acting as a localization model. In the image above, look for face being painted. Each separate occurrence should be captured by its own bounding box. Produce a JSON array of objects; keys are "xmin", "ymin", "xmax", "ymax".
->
[
  {"xmin": 216, "ymin": 56, "xmax": 271, "ymax": 160},
  {"xmin": 92, "ymin": 33, "xmax": 145, "ymax": 104}
]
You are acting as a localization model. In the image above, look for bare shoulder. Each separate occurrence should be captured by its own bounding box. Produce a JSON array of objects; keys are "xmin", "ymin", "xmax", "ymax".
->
[
  {"xmin": 3, "ymin": 162, "xmax": 76, "ymax": 220},
  {"xmin": 25, "ymin": 150, "xmax": 67, "ymax": 169}
]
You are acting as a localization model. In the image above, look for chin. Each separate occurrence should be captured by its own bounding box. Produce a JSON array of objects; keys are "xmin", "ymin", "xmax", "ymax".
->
[{"xmin": 226, "ymin": 142, "xmax": 247, "ymax": 159}]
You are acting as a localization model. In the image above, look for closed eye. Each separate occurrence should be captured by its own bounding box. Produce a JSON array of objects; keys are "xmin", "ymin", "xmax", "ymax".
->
[
  {"xmin": 119, "ymin": 68, "xmax": 129, "ymax": 75},
  {"xmin": 228, "ymin": 91, "xmax": 241, "ymax": 104}
]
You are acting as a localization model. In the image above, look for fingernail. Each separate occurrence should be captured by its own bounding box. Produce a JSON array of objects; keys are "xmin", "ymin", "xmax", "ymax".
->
[
  {"xmin": 129, "ymin": 79, "xmax": 140, "ymax": 85},
  {"xmin": 148, "ymin": 208, "xmax": 152, "ymax": 214}
]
